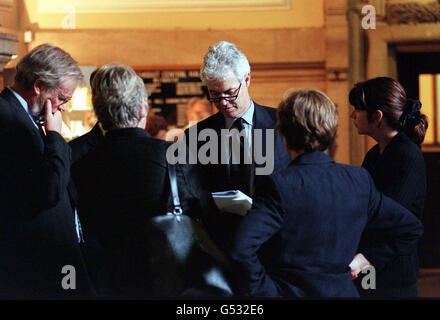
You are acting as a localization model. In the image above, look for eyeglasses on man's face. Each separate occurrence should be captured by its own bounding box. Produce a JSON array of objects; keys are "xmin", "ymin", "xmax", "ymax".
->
[
  {"xmin": 208, "ymin": 83, "xmax": 242, "ymax": 104},
  {"xmin": 46, "ymin": 82, "xmax": 74, "ymax": 108}
]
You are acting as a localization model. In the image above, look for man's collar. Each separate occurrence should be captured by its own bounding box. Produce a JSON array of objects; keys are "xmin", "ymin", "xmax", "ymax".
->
[
  {"xmin": 9, "ymin": 87, "xmax": 38, "ymax": 128},
  {"xmin": 224, "ymin": 100, "xmax": 255, "ymax": 129},
  {"xmin": 9, "ymin": 87, "xmax": 29, "ymax": 112},
  {"xmin": 291, "ymin": 151, "xmax": 334, "ymax": 166},
  {"xmin": 241, "ymin": 100, "xmax": 254, "ymax": 126}
]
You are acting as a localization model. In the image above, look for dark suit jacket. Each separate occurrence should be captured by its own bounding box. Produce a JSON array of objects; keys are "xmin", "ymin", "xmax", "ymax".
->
[
  {"xmin": 184, "ymin": 103, "xmax": 291, "ymax": 252},
  {"xmin": 230, "ymin": 151, "xmax": 423, "ymax": 298},
  {"xmin": 184, "ymin": 102, "xmax": 291, "ymax": 194},
  {"xmin": 0, "ymin": 88, "xmax": 95, "ymax": 299},
  {"xmin": 69, "ymin": 123, "xmax": 104, "ymax": 164},
  {"xmin": 358, "ymin": 131, "xmax": 426, "ymax": 293},
  {"xmin": 71, "ymin": 127, "xmax": 220, "ymax": 298}
]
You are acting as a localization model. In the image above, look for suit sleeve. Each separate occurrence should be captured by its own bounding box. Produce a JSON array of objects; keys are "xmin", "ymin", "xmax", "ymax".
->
[
  {"xmin": 177, "ymin": 161, "xmax": 230, "ymax": 245},
  {"xmin": 20, "ymin": 131, "xmax": 72, "ymax": 215},
  {"xmin": 230, "ymin": 175, "xmax": 284, "ymax": 297},
  {"xmin": 361, "ymin": 173, "xmax": 424, "ymax": 271},
  {"xmin": 174, "ymin": 162, "xmax": 219, "ymax": 218}
]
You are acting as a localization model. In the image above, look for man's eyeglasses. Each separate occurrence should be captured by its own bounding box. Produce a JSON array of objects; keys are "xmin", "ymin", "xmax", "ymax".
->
[
  {"xmin": 57, "ymin": 93, "xmax": 71, "ymax": 105},
  {"xmin": 208, "ymin": 83, "xmax": 242, "ymax": 104},
  {"xmin": 50, "ymin": 86, "xmax": 72, "ymax": 106}
]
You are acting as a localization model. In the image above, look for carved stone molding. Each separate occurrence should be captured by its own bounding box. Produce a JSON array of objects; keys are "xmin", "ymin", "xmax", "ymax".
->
[
  {"xmin": 327, "ymin": 68, "xmax": 348, "ymax": 82},
  {"xmin": 326, "ymin": 0, "xmax": 346, "ymax": 16},
  {"xmin": 251, "ymin": 62, "xmax": 326, "ymax": 83},
  {"xmin": 387, "ymin": 1, "xmax": 440, "ymax": 25},
  {"xmin": 37, "ymin": 0, "xmax": 290, "ymax": 13},
  {"xmin": 0, "ymin": 0, "xmax": 13, "ymax": 11},
  {"xmin": 0, "ymin": 32, "xmax": 17, "ymax": 71}
]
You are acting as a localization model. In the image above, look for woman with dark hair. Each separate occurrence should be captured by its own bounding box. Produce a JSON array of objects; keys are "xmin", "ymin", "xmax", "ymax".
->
[
  {"xmin": 230, "ymin": 89, "xmax": 423, "ymax": 297},
  {"xmin": 349, "ymin": 76, "xmax": 428, "ymax": 298}
]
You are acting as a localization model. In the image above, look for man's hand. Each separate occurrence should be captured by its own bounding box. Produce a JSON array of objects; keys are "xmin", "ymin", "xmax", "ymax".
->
[
  {"xmin": 349, "ymin": 253, "xmax": 372, "ymax": 279},
  {"xmin": 44, "ymin": 99, "xmax": 63, "ymax": 134}
]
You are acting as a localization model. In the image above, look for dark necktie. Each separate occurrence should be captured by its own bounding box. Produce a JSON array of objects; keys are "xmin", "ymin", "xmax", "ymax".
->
[
  {"xmin": 33, "ymin": 115, "xmax": 46, "ymax": 138},
  {"xmin": 229, "ymin": 118, "xmax": 252, "ymax": 196},
  {"xmin": 37, "ymin": 122, "xmax": 46, "ymax": 138}
]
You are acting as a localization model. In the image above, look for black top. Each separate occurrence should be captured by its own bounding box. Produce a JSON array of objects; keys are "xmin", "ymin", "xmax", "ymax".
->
[
  {"xmin": 362, "ymin": 131, "xmax": 426, "ymax": 219},
  {"xmin": 69, "ymin": 123, "xmax": 105, "ymax": 164},
  {"xmin": 72, "ymin": 127, "xmax": 219, "ymax": 298},
  {"xmin": 358, "ymin": 131, "xmax": 426, "ymax": 290}
]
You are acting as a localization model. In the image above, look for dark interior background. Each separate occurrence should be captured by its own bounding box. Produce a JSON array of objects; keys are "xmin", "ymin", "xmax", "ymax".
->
[{"xmin": 397, "ymin": 51, "xmax": 440, "ymax": 267}]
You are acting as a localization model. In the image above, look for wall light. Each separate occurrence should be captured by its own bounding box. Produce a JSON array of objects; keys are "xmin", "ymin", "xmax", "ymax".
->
[{"xmin": 24, "ymin": 30, "xmax": 33, "ymax": 43}]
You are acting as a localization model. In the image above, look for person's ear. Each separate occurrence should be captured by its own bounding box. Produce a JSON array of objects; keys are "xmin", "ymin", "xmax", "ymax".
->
[
  {"xmin": 136, "ymin": 103, "xmax": 148, "ymax": 129},
  {"xmin": 373, "ymin": 110, "xmax": 383, "ymax": 126},
  {"xmin": 244, "ymin": 72, "xmax": 251, "ymax": 87},
  {"xmin": 139, "ymin": 102, "xmax": 147, "ymax": 119},
  {"xmin": 139, "ymin": 106, "xmax": 146, "ymax": 119},
  {"xmin": 33, "ymin": 78, "xmax": 44, "ymax": 95}
]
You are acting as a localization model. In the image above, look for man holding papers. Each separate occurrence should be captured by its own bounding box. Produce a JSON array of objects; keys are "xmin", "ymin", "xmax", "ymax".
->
[
  {"xmin": 211, "ymin": 190, "xmax": 252, "ymax": 216},
  {"xmin": 184, "ymin": 41, "xmax": 290, "ymax": 252},
  {"xmin": 186, "ymin": 41, "xmax": 290, "ymax": 197}
]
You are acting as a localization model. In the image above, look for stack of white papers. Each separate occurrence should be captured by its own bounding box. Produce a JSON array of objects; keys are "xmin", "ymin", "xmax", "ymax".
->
[{"xmin": 211, "ymin": 190, "xmax": 253, "ymax": 216}]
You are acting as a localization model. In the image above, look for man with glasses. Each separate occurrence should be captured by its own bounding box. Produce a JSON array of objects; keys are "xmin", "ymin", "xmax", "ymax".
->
[
  {"xmin": 0, "ymin": 44, "xmax": 95, "ymax": 298},
  {"xmin": 184, "ymin": 41, "xmax": 290, "ymax": 254}
]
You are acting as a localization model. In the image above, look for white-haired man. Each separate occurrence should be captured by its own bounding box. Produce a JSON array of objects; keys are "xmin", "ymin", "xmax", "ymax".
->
[{"xmin": 185, "ymin": 41, "xmax": 291, "ymax": 252}]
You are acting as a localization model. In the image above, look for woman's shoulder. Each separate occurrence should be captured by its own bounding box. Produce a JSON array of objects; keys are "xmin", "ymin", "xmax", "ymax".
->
[
  {"xmin": 388, "ymin": 132, "xmax": 424, "ymax": 161},
  {"xmin": 364, "ymin": 144, "xmax": 380, "ymax": 160}
]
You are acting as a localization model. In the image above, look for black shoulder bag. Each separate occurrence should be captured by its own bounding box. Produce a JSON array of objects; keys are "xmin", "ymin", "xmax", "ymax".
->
[{"xmin": 144, "ymin": 163, "xmax": 235, "ymax": 297}]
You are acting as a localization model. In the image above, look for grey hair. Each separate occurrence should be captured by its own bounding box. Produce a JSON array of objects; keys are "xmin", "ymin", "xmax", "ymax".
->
[
  {"xmin": 91, "ymin": 64, "xmax": 149, "ymax": 130},
  {"xmin": 200, "ymin": 41, "xmax": 250, "ymax": 84},
  {"xmin": 15, "ymin": 44, "xmax": 83, "ymax": 90}
]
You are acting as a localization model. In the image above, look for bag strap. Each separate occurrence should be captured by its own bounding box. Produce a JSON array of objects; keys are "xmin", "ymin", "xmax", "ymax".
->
[{"xmin": 167, "ymin": 162, "xmax": 183, "ymax": 219}]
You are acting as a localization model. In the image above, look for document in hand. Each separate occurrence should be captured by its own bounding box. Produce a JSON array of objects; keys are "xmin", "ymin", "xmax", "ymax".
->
[{"xmin": 211, "ymin": 190, "xmax": 253, "ymax": 216}]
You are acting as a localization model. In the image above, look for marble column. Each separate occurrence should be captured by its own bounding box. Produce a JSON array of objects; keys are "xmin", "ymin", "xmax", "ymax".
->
[{"xmin": 347, "ymin": 0, "xmax": 367, "ymax": 165}]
